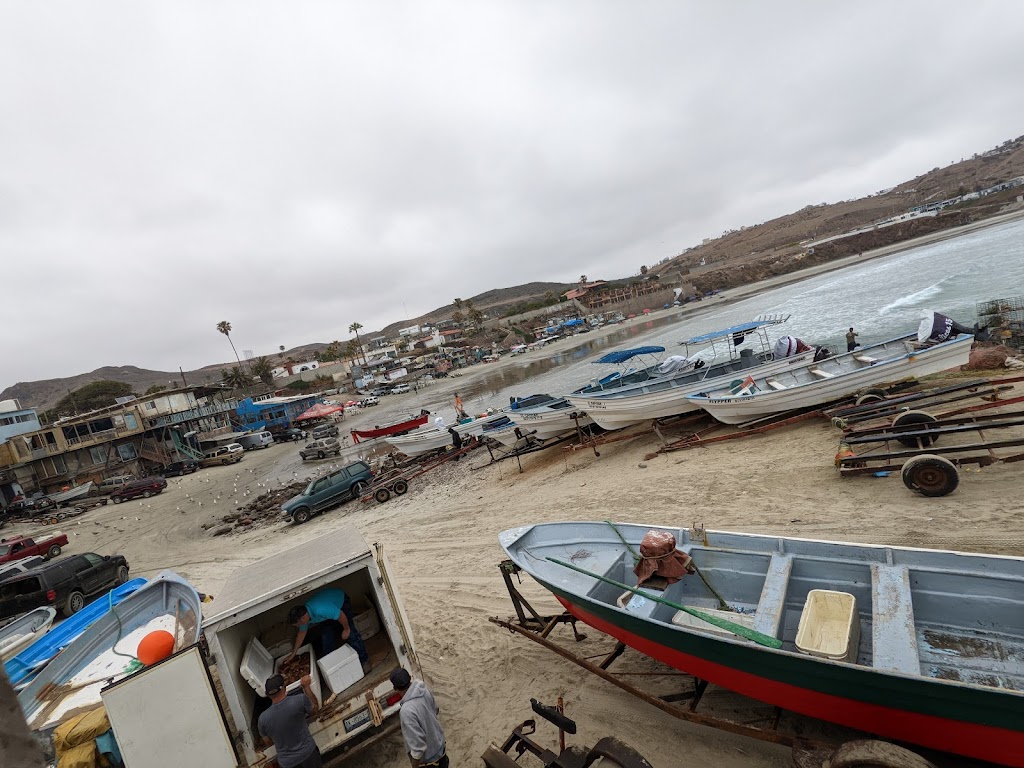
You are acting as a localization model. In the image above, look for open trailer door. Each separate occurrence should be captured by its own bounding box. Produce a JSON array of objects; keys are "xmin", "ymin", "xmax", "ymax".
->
[
  {"xmin": 374, "ymin": 541, "xmax": 418, "ymax": 661},
  {"xmin": 101, "ymin": 645, "xmax": 238, "ymax": 768}
]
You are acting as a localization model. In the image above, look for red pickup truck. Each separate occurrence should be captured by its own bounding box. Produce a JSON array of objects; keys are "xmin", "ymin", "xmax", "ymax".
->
[{"xmin": 0, "ymin": 532, "xmax": 68, "ymax": 564}]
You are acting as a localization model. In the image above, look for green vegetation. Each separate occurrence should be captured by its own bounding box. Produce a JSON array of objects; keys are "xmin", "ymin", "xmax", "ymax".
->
[{"xmin": 43, "ymin": 380, "xmax": 136, "ymax": 421}]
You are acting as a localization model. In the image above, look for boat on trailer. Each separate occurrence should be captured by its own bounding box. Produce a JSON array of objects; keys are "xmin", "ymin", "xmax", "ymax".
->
[
  {"xmin": 564, "ymin": 316, "xmax": 814, "ymax": 430},
  {"xmin": 46, "ymin": 481, "xmax": 95, "ymax": 506},
  {"xmin": 499, "ymin": 521, "xmax": 1024, "ymax": 767},
  {"xmin": 686, "ymin": 330, "xmax": 974, "ymax": 425},
  {"xmin": 350, "ymin": 412, "xmax": 430, "ymax": 443},
  {"xmin": 385, "ymin": 412, "xmax": 510, "ymax": 456}
]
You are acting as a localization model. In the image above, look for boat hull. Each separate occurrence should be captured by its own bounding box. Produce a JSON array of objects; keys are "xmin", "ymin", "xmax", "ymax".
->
[
  {"xmin": 0, "ymin": 608, "xmax": 56, "ymax": 662},
  {"xmin": 554, "ymin": 592, "xmax": 1023, "ymax": 767},
  {"xmin": 351, "ymin": 414, "xmax": 429, "ymax": 443},
  {"xmin": 507, "ymin": 403, "xmax": 593, "ymax": 441},
  {"xmin": 691, "ymin": 334, "xmax": 973, "ymax": 425}
]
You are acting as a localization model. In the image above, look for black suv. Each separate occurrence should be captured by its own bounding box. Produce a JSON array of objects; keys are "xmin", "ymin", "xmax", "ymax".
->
[
  {"xmin": 163, "ymin": 459, "xmax": 199, "ymax": 476},
  {"xmin": 272, "ymin": 427, "xmax": 307, "ymax": 442},
  {"xmin": 0, "ymin": 552, "xmax": 130, "ymax": 618},
  {"xmin": 4, "ymin": 496, "xmax": 56, "ymax": 519}
]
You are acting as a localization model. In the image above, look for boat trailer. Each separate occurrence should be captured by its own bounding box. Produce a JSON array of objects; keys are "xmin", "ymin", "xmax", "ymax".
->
[
  {"xmin": 491, "ymin": 560, "xmax": 955, "ymax": 768},
  {"xmin": 360, "ymin": 441, "xmax": 478, "ymax": 503}
]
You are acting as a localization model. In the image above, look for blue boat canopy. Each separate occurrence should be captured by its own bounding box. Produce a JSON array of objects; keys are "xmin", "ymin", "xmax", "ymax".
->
[
  {"xmin": 680, "ymin": 317, "xmax": 787, "ymax": 346},
  {"xmin": 595, "ymin": 346, "xmax": 665, "ymax": 364}
]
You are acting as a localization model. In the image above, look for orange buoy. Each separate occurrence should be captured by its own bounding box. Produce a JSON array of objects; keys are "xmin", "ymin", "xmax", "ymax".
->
[{"xmin": 137, "ymin": 630, "xmax": 175, "ymax": 665}]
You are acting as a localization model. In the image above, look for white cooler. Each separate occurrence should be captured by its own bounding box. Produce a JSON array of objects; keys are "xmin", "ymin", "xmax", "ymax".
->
[
  {"xmin": 317, "ymin": 644, "xmax": 364, "ymax": 695},
  {"xmin": 240, "ymin": 636, "xmax": 322, "ymax": 703}
]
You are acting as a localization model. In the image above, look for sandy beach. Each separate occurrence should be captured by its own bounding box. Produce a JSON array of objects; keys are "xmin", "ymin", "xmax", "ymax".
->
[{"xmin": 8, "ymin": 221, "xmax": 1024, "ymax": 766}]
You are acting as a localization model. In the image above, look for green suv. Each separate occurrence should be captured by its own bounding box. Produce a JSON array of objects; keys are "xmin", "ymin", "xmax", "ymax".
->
[{"xmin": 280, "ymin": 461, "xmax": 374, "ymax": 524}]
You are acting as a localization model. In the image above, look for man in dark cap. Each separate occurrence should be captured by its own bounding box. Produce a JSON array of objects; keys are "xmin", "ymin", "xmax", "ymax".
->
[
  {"xmin": 390, "ymin": 667, "xmax": 447, "ymax": 767},
  {"xmin": 257, "ymin": 673, "xmax": 321, "ymax": 768},
  {"xmin": 447, "ymin": 426, "xmax": 463, "ymax": 461}
]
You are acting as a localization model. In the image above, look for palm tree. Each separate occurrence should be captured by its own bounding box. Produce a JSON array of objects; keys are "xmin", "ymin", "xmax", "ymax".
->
[
  {"xmin": 250, "ymin": 356, "xmax": 274, "ymax": 385},
  {"xmin": 278, "ymin": 345, "xmax": 286, "ymax": 359},
  {"xmin": 579, "ymin": 275, "xmax": 588, "ymax": 286},
  {"xmin": 453, "ymin": 298, "xmax": 464, "ymax": 312},
  {"xmin": 221, "ymin": 366, "xmax": 249, "ymax": 390},
  {"xmin": 544, "ymin": 291, "xmax": 557, "ymax": 305},
  {"xmin": 217, "ymin": 321, "xmax": 243, "ymax": 367},
  {"xmin": 452, "ymin": 310, "xmax": 464, "ymax": 325},
  {"xmin": 348, "ymin": 322, "xmax": 368, "ymax": 366}
]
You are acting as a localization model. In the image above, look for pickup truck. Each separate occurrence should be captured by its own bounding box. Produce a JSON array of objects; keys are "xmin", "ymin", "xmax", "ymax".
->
[{"xmin": 0, "ymin": 532, "xmax": 68, "ymax": 564}]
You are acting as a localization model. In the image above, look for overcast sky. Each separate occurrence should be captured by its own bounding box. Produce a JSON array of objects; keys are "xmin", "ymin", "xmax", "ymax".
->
[{"xmin": 2, "ymin": 1, "xmax": 1024, "ymax": 389}]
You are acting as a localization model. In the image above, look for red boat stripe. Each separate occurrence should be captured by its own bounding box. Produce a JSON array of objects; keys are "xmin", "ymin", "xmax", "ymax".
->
[{"xmin": 559, "ymin": 597, "xmax": 1024, "ymax": 767}]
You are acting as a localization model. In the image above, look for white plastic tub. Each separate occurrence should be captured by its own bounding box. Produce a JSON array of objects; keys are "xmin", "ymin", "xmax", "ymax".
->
[
  {"xmin": 795, "ymin": 590, "xmax": 860, "ymax": 662},
  {"xmin": 240, "ymin": 637, "xmax": 322, "ymax": 703}
]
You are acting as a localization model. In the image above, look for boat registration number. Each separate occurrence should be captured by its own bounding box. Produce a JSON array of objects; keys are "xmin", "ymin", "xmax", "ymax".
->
[
  {"xmin": 343, "ymin": 708, "xmax": 371, "ymax": 732},
  {"xmin": 520, "ymin": 414, "xmax": 541, "ymax": 420},
  {"xmin": 584, "ymin": 401, "xmax": 606, "ymax": 409}
]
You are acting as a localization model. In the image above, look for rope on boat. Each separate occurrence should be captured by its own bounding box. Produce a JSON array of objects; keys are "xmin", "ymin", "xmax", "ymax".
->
[
  {"xmin": 547, "ymin": 557, "xmax": 782, "ymax": 650},
  {"xmin": 603, "ymin": 520, "xmax": 732, "ymax": 612}
]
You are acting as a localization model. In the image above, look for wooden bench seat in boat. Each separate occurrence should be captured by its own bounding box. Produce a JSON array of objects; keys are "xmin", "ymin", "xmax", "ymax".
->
[
  {"xmin": 870, "ymin": 564, "xmax": 921, "ymax": 675},
  {"xmin": 853, "ymin": 354, "xmax": 877, "ymax": 364},
  {"xmin": 765, "ymin": 378, "xmax": 787, "ymax": 391},
  {"xmin": 809, "ymin": 367, "xmax": 834, "ymax": 379},
  {"xmin": 752, "ymin": 554, "xmax": 792, "ymax": 639}
]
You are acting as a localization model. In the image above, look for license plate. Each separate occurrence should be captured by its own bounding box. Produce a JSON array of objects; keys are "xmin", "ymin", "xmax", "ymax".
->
[{"xmin": 343, "ymin": 708, "xmax": 371, "ymax": 733}]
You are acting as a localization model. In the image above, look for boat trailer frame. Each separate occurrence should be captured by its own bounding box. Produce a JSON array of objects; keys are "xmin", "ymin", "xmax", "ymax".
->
[{"xmin": 490, "ymin": 560, "xmax": 836, "ymax": 764}]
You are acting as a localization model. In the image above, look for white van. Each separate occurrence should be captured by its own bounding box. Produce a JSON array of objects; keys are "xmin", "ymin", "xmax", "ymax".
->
[
  {"xmin": 236, "ymin": 431, "xmax": 274, "ymax": 451},
  {"xmin": 99, "ymin": 527, "xmax": 420, "ymax": 767}
]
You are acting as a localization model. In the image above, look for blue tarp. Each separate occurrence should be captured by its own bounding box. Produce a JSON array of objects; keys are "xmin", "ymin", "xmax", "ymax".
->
[
  {"xmin": 4, "ymin": 577, "xmax": 147, "ymax": 688},
  {"xmin": 595, "ymin": 346, "xmax": 666, "ymax": 364},
  {"xmin": 563, "ymin": 319, "xmax": 584, "ymax": 327},
  {"xmin": 681, "ymin": 319, "xmax": 781, "ymax": 346}
]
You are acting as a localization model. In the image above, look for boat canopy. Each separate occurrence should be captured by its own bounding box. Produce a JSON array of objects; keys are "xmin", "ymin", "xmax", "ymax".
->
[
  {"xmin": 680, "ymin": 315, "xmax": 790, "ymax": 346},
  {"xmin": 595, "ymin": 346, "xmax": 666, "ymax": 364}
]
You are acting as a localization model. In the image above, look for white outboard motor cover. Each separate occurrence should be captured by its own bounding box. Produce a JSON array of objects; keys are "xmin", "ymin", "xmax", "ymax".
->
[{"xmin": 658, "ymin": 355, "xmax": 697, "ymax": 374}]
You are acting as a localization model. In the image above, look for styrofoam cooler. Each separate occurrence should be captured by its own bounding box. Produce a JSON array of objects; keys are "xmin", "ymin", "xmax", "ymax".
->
[
  {"xmin": 240, "ymin": 636, "xmax": 322, "ymax": 703},
  {"xmin": 317, "ymin": 644, "xmax": 364, "ymax": 695}
]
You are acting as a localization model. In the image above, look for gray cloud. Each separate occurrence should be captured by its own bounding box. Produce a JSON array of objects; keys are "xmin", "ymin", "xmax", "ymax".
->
[{"xmin": 2, "ymin": 1, "xmax": 1024, "ymax": 387}]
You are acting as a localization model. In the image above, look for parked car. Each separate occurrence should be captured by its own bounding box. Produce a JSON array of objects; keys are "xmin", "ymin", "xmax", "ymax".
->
[
  {"xmin": 0, "ymin": 551, "xmax": 131, "ymax": 618},
  {"xmin": 359, "ymin": 396, "xmax": 379, "ymax": 407},
  {"xmin": 280, "ymin": 461, "xmax": 374, "ymax": 524},
  {"xmin": 163, "ymin": 459, "xmax": 199, "ymax": 477},
  {"xmin": 97, "ymin": 474, "xmax": 137, "ymax": 494},
  {"xmin": 371, "ymin": 387, "xmax": 391, "ymax": 397},
  {"xmin": 200, "ymin": 445, "xmax": 245, "ymax": 467},
  {"xmin": 0, "ymin": 532, "xmax": 69, "ymax": 564},
  {"xmin": 299, "ymin": 438, "xmax": 342, "ymax": 461},
  {"xmin": 110, "ymin": 476, "xmax": 168, "ymax": 503},
  {"xmin": 390, "ymin": 383, "xmax": 411, "ymax": 394},
  {"xmin": 237, "ymin": 431, "xmax": 274, "ymax": 450},
  {"xmin": 311, "ymin": 423, "xmax": 339, "ymax": 440},
  {"xmin": 4, "ymin": 496, "xmax": 56, "ymax": 518},
  {"xmin": 271, "ymin": 426, "xmax": 306, "ymax": 442},
  {"xmin": 0, "ymin": 555, "xmax": 46, "ymax": 583}
]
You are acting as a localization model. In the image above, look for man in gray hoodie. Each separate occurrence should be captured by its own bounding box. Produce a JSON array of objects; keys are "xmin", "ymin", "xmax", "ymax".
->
[{"xmin": 390, "ymin": 667, "xmax": 447, "ymax": 767}]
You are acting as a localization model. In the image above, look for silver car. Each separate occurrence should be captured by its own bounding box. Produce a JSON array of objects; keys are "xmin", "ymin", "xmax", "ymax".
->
[{"xmin": 299, "ymin": 438, "xmax": 342, "ymax": 461}]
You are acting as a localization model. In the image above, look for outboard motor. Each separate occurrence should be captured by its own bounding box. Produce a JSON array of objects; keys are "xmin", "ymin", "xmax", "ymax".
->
[{"xmin": 918, "ymin": 311, "xmax": 973, "ymax": 344}]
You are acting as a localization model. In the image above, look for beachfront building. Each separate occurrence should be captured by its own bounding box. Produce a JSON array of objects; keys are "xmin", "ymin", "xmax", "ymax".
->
[
  {"xmin": 0, "ymin": 399, "xmax": 41, "ymax": 445},
  {"xmin": 235, "ymin": 393, "xmax": 320, "ymax": 432},
  {"xmin": 0, "ymin": 387, "xmax": 239, "ymax": 497}
]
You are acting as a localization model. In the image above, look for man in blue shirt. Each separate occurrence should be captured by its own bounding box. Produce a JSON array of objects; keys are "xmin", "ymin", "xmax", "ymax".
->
[{"xmin": 284, "ymin": 588, "xmax": 370, "ymax": 673}]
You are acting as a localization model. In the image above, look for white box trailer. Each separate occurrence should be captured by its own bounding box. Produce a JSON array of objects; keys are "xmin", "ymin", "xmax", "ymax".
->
[{"xmin": 100, "ymin": 526, "xmax": 420, "ymax": 767}]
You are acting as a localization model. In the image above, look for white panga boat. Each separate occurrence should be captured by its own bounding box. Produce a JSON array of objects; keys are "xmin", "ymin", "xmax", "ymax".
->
[
  {"xmin": 498, "ymin": 521, "xmax": 1024, "ymax": 766},
  {"xmin": 385, "ymin": 412, "xmax": 510, "ymax": 456},
  {"xmin": 564, "ymin": 316, "xmax": 815, "ymax": 430},
  {"xmin": 0, "ymin": 607, "xmax": 56, "ymax": 662},
  {"xmin": 687, "ymin": 325, "xmax": 974, "ymax": 425},
  {"xmin": 19, "ymin": 570, "xmax": 202, "ymax": 732},
  {"xmin": 46, "ymin": 481, "xmax": 95, "ymax": 506}
]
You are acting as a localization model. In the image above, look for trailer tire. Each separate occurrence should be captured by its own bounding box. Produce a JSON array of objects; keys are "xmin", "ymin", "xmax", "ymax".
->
[
  {"xmin": 901, "ymin": 454, "xmax": 959, "ymax": 497},
  {"xmin": 48, "ymin": 544, "xmax": 62, "ymax": 558},
  {"xmin": 826, "ymin": 739, "xmax": 936, "ymax": 768},
  {"xmin": 393, "ymin": 479, "xmax": 409, "ymax": 495},
  {"xmin": 892, "ymin": 410, "xmax": 939, "ymax": 447},
  {"xmin": 587, "ymin": 737, "xmax": 654, "ymax": 768},
  {"xmin": 292, "ymin": 507, "xmax": 311, "ymax": 525},
  {"xmin": 855, "ymin": 394, "xmax": 883, "ymax": 406},
  {"xmin": 374, "ymin": 488, "xmax": 391, "ymax": 503}
]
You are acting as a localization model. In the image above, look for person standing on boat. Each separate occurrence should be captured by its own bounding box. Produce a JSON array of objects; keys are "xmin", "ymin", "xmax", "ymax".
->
[
  {"xmin": 846, "ymin": 327, "xmax": 859, "ymax": 352},
  {"xmin": 390, "ymin": 667, "xmax": 448, "ymax": 768},
  {"xmin": 453, "ymin": 393, "xmax": 467, "ymax": 420},
  {"xmin": 284, "ymin": 588, "xmax": 370, "ymax": 674},
  {"xmin": 258, "ymin": 673, "xmax": 321, "ymax": 768}
]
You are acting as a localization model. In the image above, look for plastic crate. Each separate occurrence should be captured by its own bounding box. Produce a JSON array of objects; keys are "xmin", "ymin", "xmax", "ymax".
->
[{"xmin": 795, "ymin": 590, "xmax": 860, "ymax": 662}]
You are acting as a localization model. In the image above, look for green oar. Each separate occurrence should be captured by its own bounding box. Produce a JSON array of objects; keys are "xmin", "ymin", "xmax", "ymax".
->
[{"xmin": 547, "ymin": 556, "xmax": 782, "ymax": 650}]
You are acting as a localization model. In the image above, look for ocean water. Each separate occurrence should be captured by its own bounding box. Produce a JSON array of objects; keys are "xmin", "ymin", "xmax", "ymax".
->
[{"xmin": 401, "ymin": 217, "xmax": 1024, "ymax": 415}]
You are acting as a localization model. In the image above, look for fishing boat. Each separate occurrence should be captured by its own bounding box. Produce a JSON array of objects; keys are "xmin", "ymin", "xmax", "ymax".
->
[
  {"xmin": 564, "ymin": 316, "xmax": 814, "ymax": 430},
  {"xmin": 350, "ymin": 412, "xmax": 429, "ymax": 443},
  {"xmin": 384, "ymin": 413, "xmax": 510, "ymax": 457},
  {"xmin": 46, "ymin": 481, "xmax": 95, "ymax": 507},
  {"xmin": 0, "ymin": 607, "xmax": 56, "ymax": 662},
  {"xmin": 19, "ymin": 571, "xmax": 201, "ymax": 731},
  {"xmin": 478, "ymin": 394, "xmax": 565, "ymax": 449},
  {"xmin": 686, "ymin": 330, "xmax": 974, "ymax": 425},
  {"xmin": 499, "ymin": 521, "xmax": 1024, "ymax": 767},
  {"xmin": 4, "ymin": 577, "xmax": 147, "ymax": 690}
]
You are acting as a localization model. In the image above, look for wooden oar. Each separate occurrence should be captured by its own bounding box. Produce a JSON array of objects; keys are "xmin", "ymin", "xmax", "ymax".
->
[{"xmin": 546, "ymin": 556, "xmax": 782, "ymax": 649}]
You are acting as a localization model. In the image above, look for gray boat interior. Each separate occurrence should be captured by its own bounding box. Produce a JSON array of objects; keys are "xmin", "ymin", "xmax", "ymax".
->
[{"xmin": 506, "ymin": 523, "xmax": 1024, "ymax": 692}]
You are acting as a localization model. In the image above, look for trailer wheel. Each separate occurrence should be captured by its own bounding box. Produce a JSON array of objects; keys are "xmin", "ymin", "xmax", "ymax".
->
[
  {"xmin": 292, "ymin": 507, "xmax": 311, "ymax": 524},
  {"xmin": 374, "ymin": 488, "xmax": 391, "ymax": 503},
  {"xmin": 826, "ymin": 739, "xmax": 936, "ymax": 768},
  {"xmin": 855, "ymin": 394, "xmax": 884, "ymax": 406},
  {"xmin": 892, "ymin": 410, "xmax": 939, "ymax": 447},
  {"xmin": 901, "ymin": 454, "xmax": 959, "ymax": 497},
  {"xmin": 393, "ymin": 479, "xmax": 409, "ymax": 495}
]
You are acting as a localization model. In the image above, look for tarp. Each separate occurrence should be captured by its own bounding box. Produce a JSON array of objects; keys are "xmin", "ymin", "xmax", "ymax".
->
[{"xmin": 294, "ymin": 403, "xmax": 345, "ymax": 421}]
